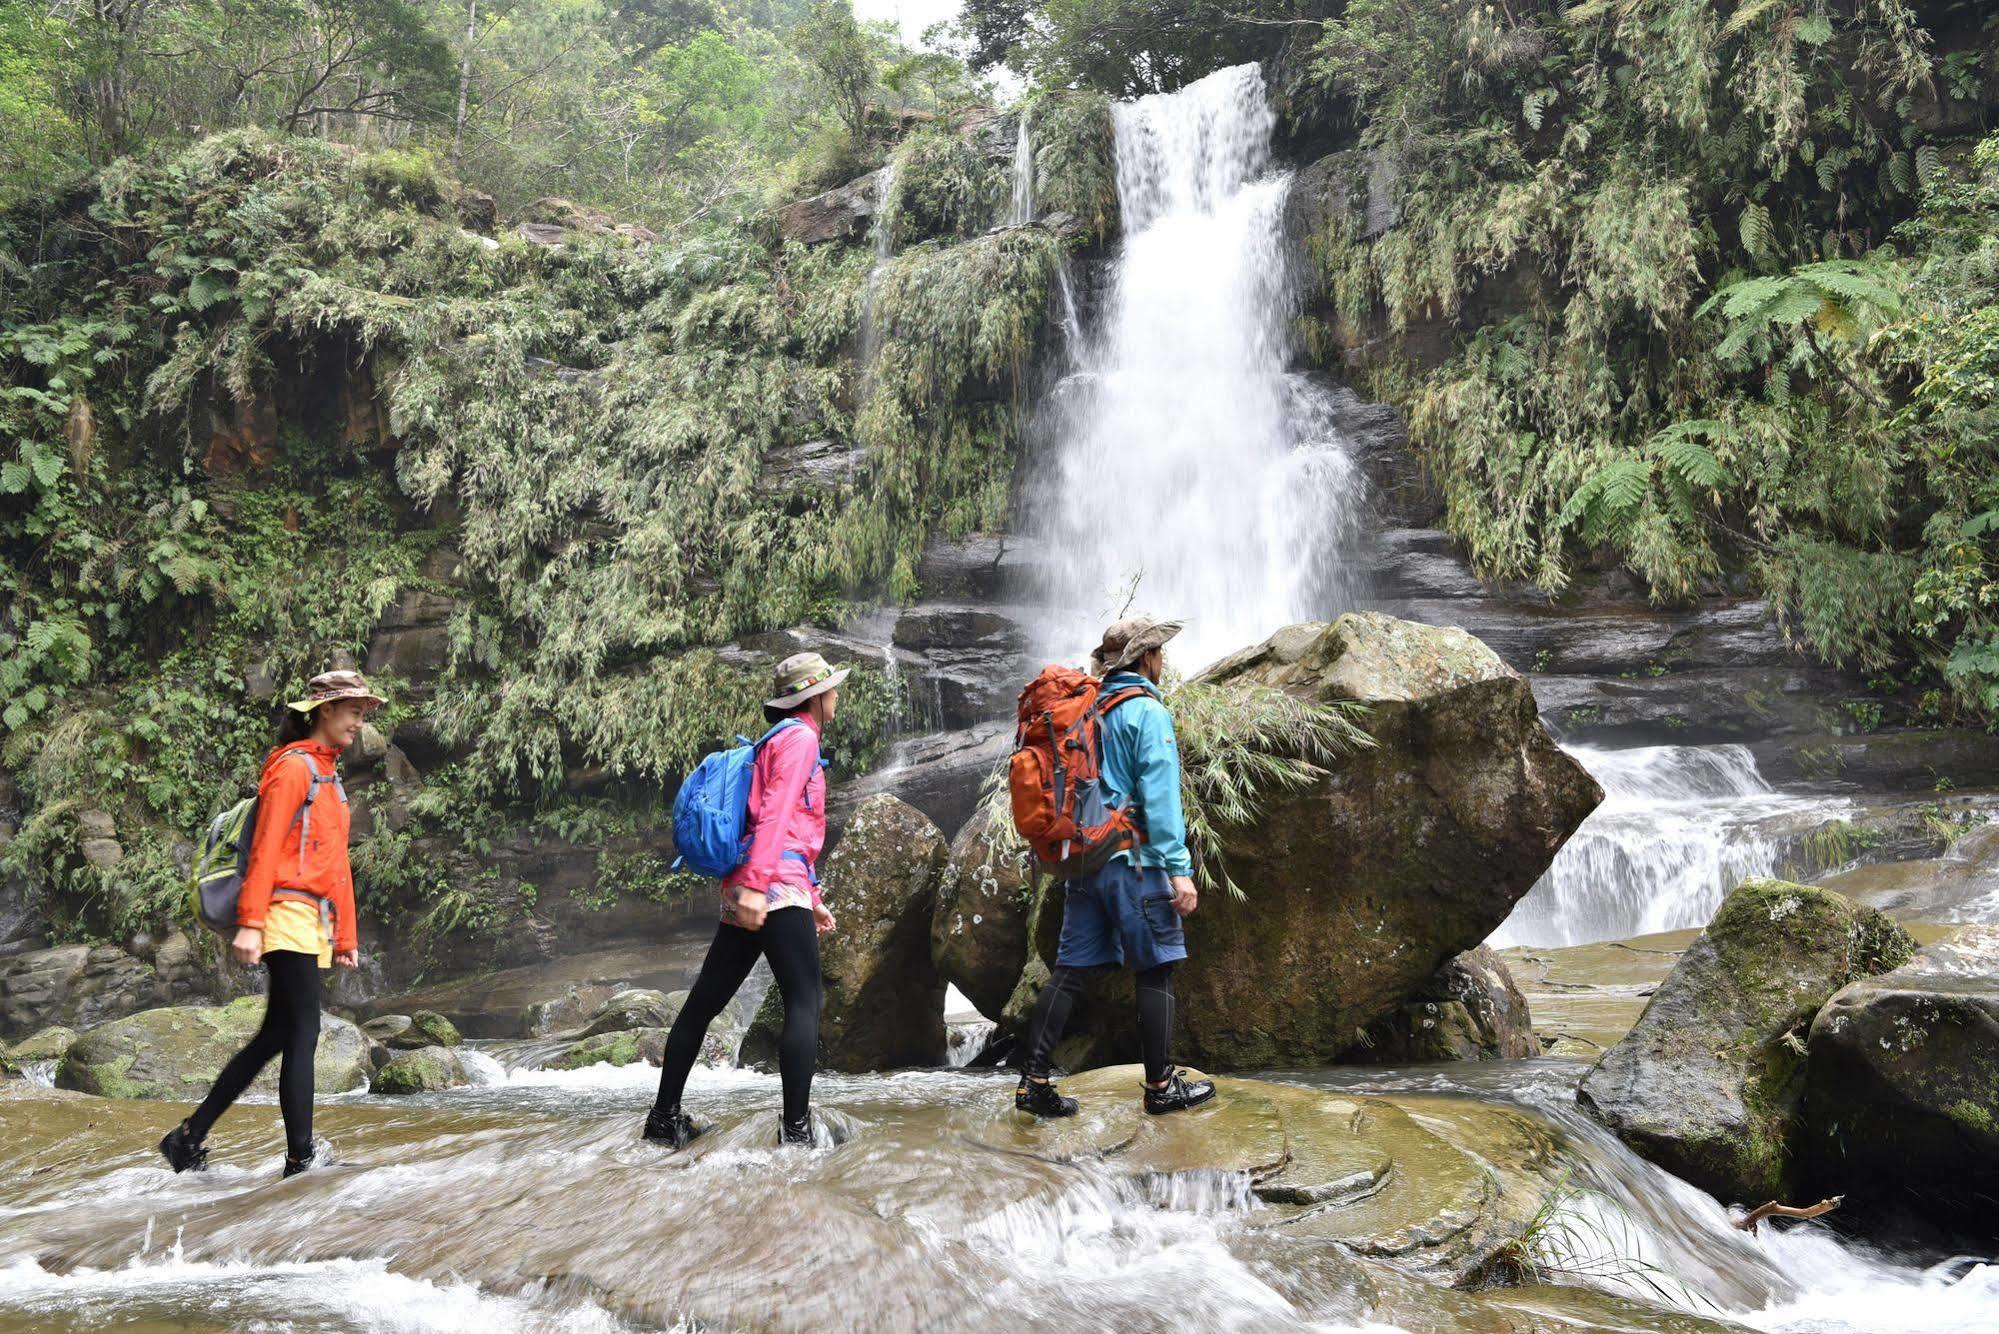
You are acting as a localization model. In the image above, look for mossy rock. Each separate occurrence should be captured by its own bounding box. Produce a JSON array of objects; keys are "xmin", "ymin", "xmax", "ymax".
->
[
  {"xmin": 1353, "ymin": 946, "xmax": 1540, "ymax": 1063},
  {"xmin": 1805, "ymin": 924, "xmax": 1999, "ymax": 1229},
  {"xmin": 545, "ymin": 1026, "xmax": 671, "ymax": 1071},
  {"xmin": 574, "ymin": 988, "xmax": 678, "ymax": 1038},
  {"xmin": 3, "ymin": 1025, "xmax": 79, "ymax": 1074},
  {"xmin": 1011, "ymin": 613, "xmax": 1600, "ymax": 1072},
  {"xmin": 1578, "ymin": 879, "xmax": 1915, "ymax": 1202},
  {"xmin": 55, "ymin": 998, "xmax": 369, "ymax": 1100},
  {"xmin": 742, "ymin": 794, "xmax": 948, "ymax": 1071},
  {"xmin": 371, "ymin": 1045, "xmax": 468, "ymax": 1094},
  {"xmin": 931, "ymin": 805, "xmax": 1033, "ymax": 1021},
  {"xmin": 408, "ymin": 1010, "xmax": 462, "ymax": 1048}
]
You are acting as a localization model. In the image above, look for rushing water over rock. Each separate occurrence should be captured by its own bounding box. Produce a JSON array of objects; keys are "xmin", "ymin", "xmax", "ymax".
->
[
  {"xmin": 1026, "ymin": 65, "xmax": 1367, "ymax": 668},
  {"xmin": 1, "ymin": 1059, "xmax": 1986, "ymax": 1331},
  {"xmin": 1492, "ymin": 745, "xmax": 1854, "ymax": 947}
]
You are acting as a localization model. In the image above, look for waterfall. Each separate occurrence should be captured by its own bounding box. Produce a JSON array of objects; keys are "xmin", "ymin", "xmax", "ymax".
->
[
  {"xmin": 1025, "ymin": 65, "xmax": 1368, "ymax": 668},
  {"xmin": 1009, "ymin": 111, "xmax": 1034, "ymax": 226},
  {"xmin": 1490, "ymin": 744, "xmax": 1856, "ymax": 947}
]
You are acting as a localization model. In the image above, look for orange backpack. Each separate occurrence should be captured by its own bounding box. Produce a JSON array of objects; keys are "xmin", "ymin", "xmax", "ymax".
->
[{"xmin": 1008, "ymin": 665, "xmax": 1151, "ymax": 878}]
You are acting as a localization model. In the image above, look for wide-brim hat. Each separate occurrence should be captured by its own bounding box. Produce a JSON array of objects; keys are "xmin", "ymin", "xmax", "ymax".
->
[
  {"xmin": 1090, "ymin": 614, "xmax": 1185, "ymax": 676},
  {"xmin": 287, "ymin": 669, "xmax": 386, "ymax": 714},
  {"xmin": 766, "ymin": 651, "xmax": 851, "ymax": 710}
]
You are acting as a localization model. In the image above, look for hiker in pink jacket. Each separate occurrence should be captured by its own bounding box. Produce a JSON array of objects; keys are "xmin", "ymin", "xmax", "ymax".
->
[{"xmin": 645, "ymin": 651, "xmax": 845, "ymax": 1150}]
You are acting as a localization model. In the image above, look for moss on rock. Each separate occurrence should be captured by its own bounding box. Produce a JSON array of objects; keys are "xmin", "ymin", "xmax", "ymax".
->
[
  {"xmin": 55, "ymin": 998, "xmax": 369, "ymax": 1100},
  {"xmin": 1578, "ymin": 878, "xmax": 1915, "ymax": 1202}
]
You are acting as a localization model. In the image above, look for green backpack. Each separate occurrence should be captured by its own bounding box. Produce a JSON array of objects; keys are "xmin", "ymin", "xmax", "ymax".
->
[{"xmin": 190, "ymin": 747, "xmax": 344, "ymax": 937}]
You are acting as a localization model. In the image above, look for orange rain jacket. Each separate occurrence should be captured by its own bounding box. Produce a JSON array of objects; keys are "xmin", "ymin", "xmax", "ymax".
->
[{"xmin": 235, "ymin": 740, "xmax": 358, "ymax": 952}]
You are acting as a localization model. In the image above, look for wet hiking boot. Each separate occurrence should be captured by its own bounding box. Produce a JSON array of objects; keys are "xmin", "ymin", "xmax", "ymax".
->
[
  {"xmin": 642, "ymin": 1107, "xmax": 701, "ymax": 1149},
  {"xmin": 1014, "ymin": 1076, "xmax": 1079, "ymax": 1119},
  {"xmin": 779, "ymin": 1113, "xmax": 814, "ymax": 1147},
  {"xmin": 282, "ymin": 1146, "xmax": 317, "ymax": 1178},
  {"xmin": 1143, "ymin": 1068, "xmax": 1216, "ymax": 1116},
  {"xmin": 157, "ymin": 1120, "xmax": 208, "ymax": 1174}
]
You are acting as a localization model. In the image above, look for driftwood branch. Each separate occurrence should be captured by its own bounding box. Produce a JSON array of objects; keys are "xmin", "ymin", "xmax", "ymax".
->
[{"xmin": 1733, "ymin": 1195, "xmax": 1843, "ymax": 1233}]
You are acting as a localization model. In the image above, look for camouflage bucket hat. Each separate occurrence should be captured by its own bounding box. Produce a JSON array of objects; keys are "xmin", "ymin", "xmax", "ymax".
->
[
  {"xmin": 286, "ymin": 669, "xmax": 386, "ymax": 714},
  {"xmin": 766, "ymin": 651, "xmax": 851, "ymax": 710},
  {"xmin": 1090, "ymin": 614, "xmax": 1185, "ymax": 676}
]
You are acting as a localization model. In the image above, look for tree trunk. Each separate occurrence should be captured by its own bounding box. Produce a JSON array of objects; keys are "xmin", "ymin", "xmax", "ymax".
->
[{"xmin": 452, "ymin": 0, "xmax": 477, "ymax": 163}]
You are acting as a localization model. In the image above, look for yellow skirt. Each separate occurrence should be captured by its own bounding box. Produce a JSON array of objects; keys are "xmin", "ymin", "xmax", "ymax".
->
[{"xmin": 263, "ymin": 897, "xmax": 332, "ymax": 967}]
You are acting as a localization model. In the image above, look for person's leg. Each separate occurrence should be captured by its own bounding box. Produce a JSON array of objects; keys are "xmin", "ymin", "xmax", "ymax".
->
[
  {"xmin": 759, "ymin": 907, "xmax": 822, "ymax": 1132},
  {"xmin": 1017, "ymin": 867, "xmax": 1121, "ymax": 1116},
  {"xmin": 1112, "ymin": 864, "xmax": 1210, "ymax": 1112},
  {"xmin": 185, "ymin": 955, "xmax": 293, "ymax": 1142},
  {"xmin": 266, "ymin": 951, "xmax": 322, "ymax": 1165},
  {"xmin": 652, "ymin": 921, "xmax": 762, "ymax": 1116},
  {"xmin": 1134, "ymin": 962, "xmax": 1175, "ymax": 1085},
  {"xmin": 1022, "ymin": 965, "xmax": 1093, "ymax": 1080}
]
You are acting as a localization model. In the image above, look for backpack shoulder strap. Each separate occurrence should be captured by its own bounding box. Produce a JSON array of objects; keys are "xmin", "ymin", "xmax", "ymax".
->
[
  {"xmin": 754, "ymin": 717, "xmax": 808, "ymax": 750},
  {"xmin": 278, "ymin": 747, "xmax": 339, "ymax": 882}
]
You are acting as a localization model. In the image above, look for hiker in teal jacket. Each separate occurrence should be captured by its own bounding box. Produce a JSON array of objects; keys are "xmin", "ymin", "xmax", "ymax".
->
[{"xmin": 1015, "ymin": 614, "xmax": 1216, "ymax": 1118}]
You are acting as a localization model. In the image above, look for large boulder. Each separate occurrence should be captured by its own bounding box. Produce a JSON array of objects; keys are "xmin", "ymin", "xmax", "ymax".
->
[
  {"xmin": 0, "ymin": 938, "xmax": 214, "ymax": 1036},
  {"xmin": 574, "ymin": 988, "xmax": 678, "ymax": 1038},
  {"xmin": 1109, "ymin": 613, "xmax": 1596, "ymax": 1069},
  {"xmin": 931, "ymin": 805, "xmax": 1034, "ymax": 1020},
  {"xmin": 1578, "ymin": 880, "xmax": 1915, "ymax": 1202},
  {"xmin": 1804, "ymin": 924, "xmax": 1999, "ymax": 1227},
  {"xmin": 743, "ymin": 794, "xmax": 949, "ymax": 1071},
  {"xmin": 1351, "ymin": 946, "xmax": 1540, "ymax": 1063},
  {"xmin": 775, "ymin": 169, "xmax": 886, "ymax": 245},
  {"xmin": 55, "ymin": 998, "xmax": 370, "ymax": 1100},
  {"xmin": 371, "ymin": 1045, "xmax": 469, "ymax": 1094}
]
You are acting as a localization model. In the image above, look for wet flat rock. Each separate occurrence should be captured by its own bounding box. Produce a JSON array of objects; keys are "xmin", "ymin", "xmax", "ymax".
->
[{"xmin": 969, "ymin": 1066, "xmax": 1555, "ymax": 1283}]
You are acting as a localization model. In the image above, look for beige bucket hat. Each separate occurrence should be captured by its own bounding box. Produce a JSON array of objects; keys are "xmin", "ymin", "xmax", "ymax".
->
[
  {"xmin": 765, "ymin": 651, "xmax": 851, "ymax": 710},
  {"xmin": 1090, "ymin": 615, "xmax": 1184, "ymax": 676},
  {"xmin": 286, "ymin": 668, "xmax": 386, "ymax": 714}
]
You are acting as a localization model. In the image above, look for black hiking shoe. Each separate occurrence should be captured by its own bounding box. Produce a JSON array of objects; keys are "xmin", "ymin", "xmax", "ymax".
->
[
  {"xmin": 1143, "ymin": 1068, "xmax": 1216, "ymax": 1115},
  {"xmin": 158, "ymin": 1120, "xmax": 208, "ymax": 1174},
  {"xmin": 642, "ymin": 1107, "xmax": 701, "ymax": 1149},
  {"xmin": 282, "ymin": 1148, "xmax": 316, "ymax": 1178},
  {"xmin": 1014, "ymin": 1076, "xmax": 1079, "ymax": 1119},
  {"xmin": 779, "ymin": 1113, "xmax": 814, "ymax": 1147}
]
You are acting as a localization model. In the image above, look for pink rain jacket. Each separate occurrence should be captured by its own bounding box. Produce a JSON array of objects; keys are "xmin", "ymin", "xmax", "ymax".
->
[{"xmin": 721, "ymin": 715, "xmax": 827, "ymax": 906}]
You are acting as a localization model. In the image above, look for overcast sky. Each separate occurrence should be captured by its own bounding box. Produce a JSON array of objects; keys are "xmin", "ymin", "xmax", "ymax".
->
[{"xmin": 852, "ymin": 0, "xmax": 962, "ymax": 51}]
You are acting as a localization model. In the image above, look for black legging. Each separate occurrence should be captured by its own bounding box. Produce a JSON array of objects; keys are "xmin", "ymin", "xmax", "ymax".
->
[
  {"xmin": 655, "ymin": 906, "xmax": 821, "ymax": 1123},
  {"xmin": 187, "ymin": 950, "xmax": 321, "ymax": 1159},
  {"xmin": 1024, "ymin": 962, "xmax": 1175, "ymax": 1084}
]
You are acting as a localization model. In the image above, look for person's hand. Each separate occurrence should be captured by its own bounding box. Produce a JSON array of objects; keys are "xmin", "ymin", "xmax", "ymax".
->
[
  {"xmin": 734, "ymin": 888, "xmax": 769, "ymax": 931},
  {"xmin": 1170, "ymin": 875, "xmax": 1198, "ymax": 917},
  {"xmin": 230, "ymin": 926, "xmax": 264, "ymax": 965},
  {"xmin": 334, "ymin": 949, "xmax": 359, "ymax": 969},
  {"xmin": 813, "ymin": 902, "xmax": 836, "ymax": 935}
]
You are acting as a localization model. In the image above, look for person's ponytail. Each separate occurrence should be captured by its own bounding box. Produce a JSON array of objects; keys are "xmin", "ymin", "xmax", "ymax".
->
[{"xmin": 275, "ymin": 707, "xmax": 314, "ymax": 747}]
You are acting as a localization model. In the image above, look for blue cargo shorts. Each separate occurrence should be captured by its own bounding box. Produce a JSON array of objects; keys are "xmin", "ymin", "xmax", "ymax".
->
[{"xmin": 1053, "ymin": 860, "xmax": 1188, "ymax": 971}]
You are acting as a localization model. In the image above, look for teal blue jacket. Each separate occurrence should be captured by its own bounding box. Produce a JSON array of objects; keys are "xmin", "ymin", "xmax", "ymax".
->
[{"xmin": 1098, "ymin": 671, "xmax": 1193, "ymax": 876}]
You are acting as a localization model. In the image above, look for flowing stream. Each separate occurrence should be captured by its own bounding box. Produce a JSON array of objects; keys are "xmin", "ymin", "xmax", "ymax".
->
[
  {"xmin": 1492, "ymin": 745, "xmax": 1857, "ymax": 947},
  {"xmin": 2, "ymin": 1057, "xmax": 1990, "ymax": 1331}
]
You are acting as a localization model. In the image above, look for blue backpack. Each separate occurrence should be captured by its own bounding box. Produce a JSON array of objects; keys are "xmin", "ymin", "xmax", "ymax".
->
[{"xmin": 671, "ymin": 719, "xmax": 807, "ymax": 878}]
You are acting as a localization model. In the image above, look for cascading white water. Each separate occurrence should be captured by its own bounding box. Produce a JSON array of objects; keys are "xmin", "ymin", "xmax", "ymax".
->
[
  {"xmin": 1009, "ymin": 112, "xmax": 1034, "ymax": 226},
  {"xmin": 1026, "ymin": 65, "xmax": 1367, "ymax": 668},
  {"xmin": 1491, "ymin": 744, "xmax": 1856, "ymax": 947}
]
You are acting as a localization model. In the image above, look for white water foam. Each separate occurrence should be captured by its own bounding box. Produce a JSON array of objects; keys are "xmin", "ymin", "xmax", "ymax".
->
[
  {"xmin": 1025, "ymin": 64, "xmax": 1367, "ymax": 669},
  {"xmin": 0, "ymin": 1253, "xmax": 635, "ymax": 1332},
  {"xmin": 1492, "ymin": 744, "xmax": 1853, "ymax": 947}
]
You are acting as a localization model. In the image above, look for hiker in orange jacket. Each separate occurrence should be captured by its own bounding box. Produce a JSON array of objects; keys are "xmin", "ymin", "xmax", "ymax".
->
[{"xmin": 158, "ymin": 670, "xmax": 381, "ymax": 1179}]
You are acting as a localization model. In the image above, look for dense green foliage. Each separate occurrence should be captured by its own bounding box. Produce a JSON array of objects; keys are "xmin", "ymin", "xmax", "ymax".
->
[
  {"xmin": 1305, "ymin": 0, "xmax": 1999, "ymax": 722},
  {"xmin": 8, "ymin": 0, "xmax": 988, "ymax": 222},
  {"xmin": 955, "ymin": 0, "xmax": 1309, "ymax": 96},
  {"xmin": 0, "ymin": 115, "xmax": 1058, "ymax": 946}
]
